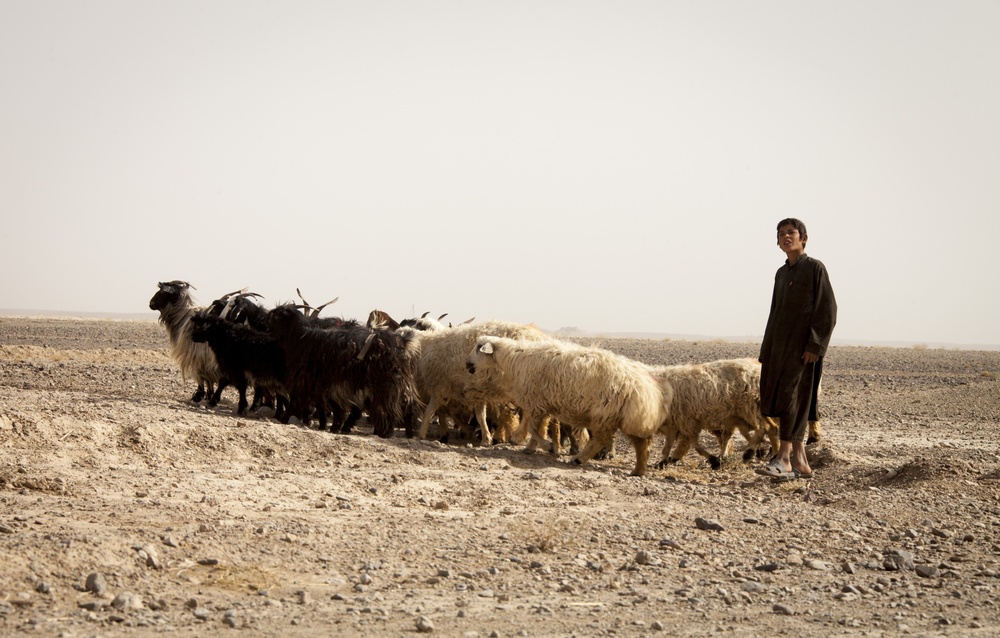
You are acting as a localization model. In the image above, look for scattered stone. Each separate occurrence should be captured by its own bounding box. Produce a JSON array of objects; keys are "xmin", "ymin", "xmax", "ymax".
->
[
  {"xmin": 842, "ymin": 561, "xmax": 856, "ymax": 574},
  {"xmin": 434, "ymin": 500, "xmax": 449, "ymax": 510},
  {"xmin": 35, "ymin": 581, "xmax": 50, "ymax": 594},
  {"xmin": 223, "ymin": 609, "xmax": 238, "ymax": 627},
  {"xmin": 141, "ymin": 544, "xmax": 162, "ymax": 569},
  {"xmin": 884, "ymin": 550, "xmax": 915, "ymax": 571},
  {"xmin": 296, "ymin": 590, "xmax": 310, "ymax": 605},
  {"xmin": 754, "ymin": 562, "xmax": 780, "ymax": 572},
  {"xmin": 694, "ymin": 518, "xmax": 724, "ymax": 532},
  {"xmin": 85, "ymin": 572, "xmax": 107, "ymax": 596},
  {"xmin": 741, "ymin": 581, "xmax": 765, "ymax": 594},
  {"xmin": 78, "ymin": 600, "xmax": 104, "ymax": 611},
  {"xmin": 198, "ymin": 558, "xmax": 220, "ymax": 566},
  {"xmin": 193, "ymin": 607, "xmax": 211, "ymax": 620},
  {"xmin": 804, "ymin": 558, "xmax": 832, "ymax": 571},
  {"xmin": 635, "ymin": 550, "xmax": 660, "ymax": 566},
  {"xmin": 916, "ymin": 564, "xmax": 940, "ymax": 578},
  {"xmin": 111, "ymin": 592, "xmax": 143, "ymax": 610},
  {"xmin": 651, "ymin": 620, "xmax": 665, "ymax": 631},
  {"xmin": 416, "ymin": 615, "xmax": 435, "ymax": 632},
  {"xmin": 772, "ymin": 603, "xmax": 794, "ymax": 616},
  {"xmin": 0, "ymin": 523, "xmax": 13, "ymax": 534}
]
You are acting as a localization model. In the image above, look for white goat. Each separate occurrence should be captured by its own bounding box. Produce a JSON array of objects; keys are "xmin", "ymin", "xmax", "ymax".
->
[{"xmin": 466, "ymin": 336, "xmax": 669, "ymax": 475}]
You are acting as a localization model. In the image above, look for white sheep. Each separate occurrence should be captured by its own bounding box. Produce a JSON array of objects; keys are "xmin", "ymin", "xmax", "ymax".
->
[
  {"xmin": 646, "ymin": 358, "xmax": 778, "ymax": 469},
  {"xmin": 465, "ymin": 336, "xmax": 669, "ymax": 475},
  {"xmin": 405, "ymin": 320, "xmax": 549, "ymax": 446}
]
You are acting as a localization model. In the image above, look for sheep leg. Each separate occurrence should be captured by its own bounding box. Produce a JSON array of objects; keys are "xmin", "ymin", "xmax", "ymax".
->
[
  {"xmin": 571, "ymin": 426, "xmax": 616, "ymax": 467},
  {"xmin": 807, "ymin": 419, "xmax": 823, "ymax": 445},
  {"xmin": 417, "ymin": 398, "xmax": 441, "ymax": 441},
  {"xmin": 654, "ymin": 426, "xmax": 681, "ymax": 469},
  {"xmin": 626, "ymin": 434, "xmax": 652, "ymax": 476},
  {"xmin": 521, "ymin": 410, "xmax": 554, "ymax": 454},
  {"xmin": 474, "ymin": 404, "xmax": 493, "ymax": 447}
]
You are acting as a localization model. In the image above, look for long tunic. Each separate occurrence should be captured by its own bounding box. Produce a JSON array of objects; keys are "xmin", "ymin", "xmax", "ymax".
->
[{"xmin": 759, "ymin": 253, "xmax": 837, "ymax": 418}]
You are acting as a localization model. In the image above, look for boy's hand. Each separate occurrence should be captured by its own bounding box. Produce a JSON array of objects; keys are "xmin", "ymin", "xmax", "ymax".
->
[{"xmin": 802, "ymin": 351, "xmax": 819, "ymax": 364}]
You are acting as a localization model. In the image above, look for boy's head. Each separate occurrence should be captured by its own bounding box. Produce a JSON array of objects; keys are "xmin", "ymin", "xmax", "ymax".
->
[{"xmin": 776, "ymin": 218, "xmax": 807, "ymax": 249}]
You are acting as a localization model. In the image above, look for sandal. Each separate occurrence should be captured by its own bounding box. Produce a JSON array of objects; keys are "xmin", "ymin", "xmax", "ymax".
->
[
  {"xmin": 774, "ymin": 468, "xmax": 814, "ymax": 482},
  {"xmin": 755, "ymin": 458, "xmax": 792, "ymax": 478}
]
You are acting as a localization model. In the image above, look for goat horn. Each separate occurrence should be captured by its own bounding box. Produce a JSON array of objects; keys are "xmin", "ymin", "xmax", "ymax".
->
[
  {"xmin": 461, "ymin": 317, "xmax": 475, "ymax": 325},
  {"xmin": 437, "ymin": 313, "xmax": 448, "ymax": 321},
  {"xmin": 421, "ymin": 311, "xmax": 431, "ymax": 318},
  {"xmin": 357, "ymin": 332, "xmax": 377, "ymax": 360}
]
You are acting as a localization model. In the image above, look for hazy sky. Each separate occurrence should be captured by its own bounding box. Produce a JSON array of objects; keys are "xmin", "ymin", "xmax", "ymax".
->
[{"xmin": 2, "ymin": 1, "xmax": 998, "ymax": 346}]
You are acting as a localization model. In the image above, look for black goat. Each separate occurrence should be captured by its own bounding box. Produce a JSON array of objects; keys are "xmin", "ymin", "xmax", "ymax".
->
[
  {"xmin": 189, "ymin": 311, "xmax": 288, "ymax": 418},
  {"xmin": 267, "ymin": 305, "xmax": 421, "ymax": 438}
]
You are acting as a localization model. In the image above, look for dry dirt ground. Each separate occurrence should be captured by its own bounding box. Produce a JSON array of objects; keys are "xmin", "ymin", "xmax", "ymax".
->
[{"xmin": 1, "ymin": 316, "xmax": 999, "ymax": 638}]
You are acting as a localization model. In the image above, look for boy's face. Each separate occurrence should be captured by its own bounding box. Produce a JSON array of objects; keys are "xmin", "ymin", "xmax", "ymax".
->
[{"xmin": 777, "ymin": 224, "xmax": 806, "ymax": 255}]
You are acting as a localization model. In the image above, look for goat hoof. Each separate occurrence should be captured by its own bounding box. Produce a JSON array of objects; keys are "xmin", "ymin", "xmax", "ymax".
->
[
  {"xmin": 806, "ymin": 435, "xmax": 821, "ymax": 445},
  {"xmin": 571, "ymin": 458, "xmax": 582, "ymax": 466}
]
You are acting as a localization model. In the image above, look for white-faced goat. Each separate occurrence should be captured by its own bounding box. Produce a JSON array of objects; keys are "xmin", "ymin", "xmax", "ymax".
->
[
  {"xmin": 400, "ymin": 319, "xmax": 550, "ymax": 446},
  {"xmin": 189, "ymin": 310, "xmax": 288, "ymax": 418},
  {"xmin": 266, "ymin": 305, "xmax": 421, "ymax": 438},
  {"xmin": 646, "ymin": 358, "xmax": 779, "ymax": 470},
  {"xmin": 466, "ymin": 336, "xmax": 669, "ymax": 475},
  {"xmin": 148, "ymin": 281, "xmax": 226, "ymax": 404}
]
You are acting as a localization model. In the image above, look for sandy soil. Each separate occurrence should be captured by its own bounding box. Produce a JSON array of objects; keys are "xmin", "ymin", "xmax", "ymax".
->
[{"xmin": 1, "ymin": 316, "xmax": 999, "ymax": 637}]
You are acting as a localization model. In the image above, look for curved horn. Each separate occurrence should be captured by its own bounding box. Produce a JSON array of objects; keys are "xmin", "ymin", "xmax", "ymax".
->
[
  {"xmin": 311, "ymin": 296, "xmax": 339, "ymax": 317},
  {"xmin": 437, "ymin": 313, "xmax": 448, "ymax": 321}
]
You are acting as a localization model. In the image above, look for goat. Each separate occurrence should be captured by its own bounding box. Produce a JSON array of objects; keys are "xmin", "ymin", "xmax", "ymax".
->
[
  {"xmin": 148, "ymin": 281, "xmax": 224, "ymax": 404},
  {"xmin": 266, "ymin": 304, "xmax": 420, "ymax": 437},
  {"xmin": 189, "ymin": 310, "xmax": 288, "ymax": 418},
  {"xmin": 466, "ymin": 336, "xmax": 668, "ymax": 475}
]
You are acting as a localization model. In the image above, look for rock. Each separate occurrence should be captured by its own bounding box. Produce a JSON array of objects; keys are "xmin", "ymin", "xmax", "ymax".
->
[
  {"xmin": 884, "ymin": 550, "xmax": 915, "ymax": 571},
  {"xmin": 111, "ymin": 592, "xmax": 143, "ymax": 610},
  {"xmin": 35, "ymin": 581, "xmax": 50, "ymax": 594},
  {"xmin": 193, "ymin": 607, "xmax": 211, "ymax": 620},
  {"xmin": 916, "ymin": 564, "xmax": 940, "ymax": 578},
  {"xmin": 141, "ymin": 543, "xmax": 162, "ymax": 569},
  {"xmin": 754, "ymin": 562, "xmax": 780, "ymax": 572},
  {"xmin": 741, "ymin": 581, "xmax": 765, "ymax": 593},
  {"xmin": 78, "ymin": 600, "xmax": 104, "ymax": 611},
  {"xmin": 416, "ymin": 615, "xmax": 435, "ymax": 632},
  {"xmin": 772, "ymin": 603, "xmax": 794, "ymax": 616},
  {"xmin": 223, "ymin": 609, "xmax": 238, "ymax": 627},
  {"xmin": 0, "ymin": 523, "xmax": 13, "ymax": 534},
  {"xmin": 635, "ymin": 550, "xmax": 660, "ymax": 566},
  {"xmin": 694, "ymin": 518, "xmax": 724, "ymax": 532},
  {"xmin": 804, "ymin": 559, "xmax": 831, "ymax": 571},
  {"xmin": 84, "ymin": 572, "xmax": 107, "ymax": 596},
  {"xmin": 296, "ymin": 590, "xmax": 310, "ymax": 604}
]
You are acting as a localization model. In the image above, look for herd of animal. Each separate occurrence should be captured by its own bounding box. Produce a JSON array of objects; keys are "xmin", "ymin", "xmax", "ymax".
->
[{"xmin": 148, "ymin": 280, "xmax": 815, "ymax": 476}]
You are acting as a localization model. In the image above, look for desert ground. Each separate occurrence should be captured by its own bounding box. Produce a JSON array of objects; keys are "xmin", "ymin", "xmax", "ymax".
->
[{"xmin": 1, "ymin": 316, "xmax": 999, "ymax": 637}]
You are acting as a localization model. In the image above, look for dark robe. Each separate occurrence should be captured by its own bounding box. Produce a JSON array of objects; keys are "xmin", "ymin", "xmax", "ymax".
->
[{"xmin": 759, "ymin": 253, "xmax": 837, "ymax": 419}]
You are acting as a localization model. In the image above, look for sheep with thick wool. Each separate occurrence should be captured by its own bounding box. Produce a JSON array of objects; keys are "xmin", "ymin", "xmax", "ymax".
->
[
  {"xmin": 404, "ymin": 320, "xmax": 549, "ymax": 445},
  {"xmin": 465, "ymin": 336, "xmax": 669, "ymax": 475},
  {"xmin": 646, "ymin": 358, "xmax": 778, "ymax": 469}
]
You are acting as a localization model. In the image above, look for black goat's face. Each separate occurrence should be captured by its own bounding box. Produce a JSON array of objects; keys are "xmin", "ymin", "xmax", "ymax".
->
[
  {"xmin": 188, "ymin": 311, "xmax": 214, "ymax": 343},
  {"xmin": 149, "ymin": 281, "xmax": 191, "ymax": 312}
]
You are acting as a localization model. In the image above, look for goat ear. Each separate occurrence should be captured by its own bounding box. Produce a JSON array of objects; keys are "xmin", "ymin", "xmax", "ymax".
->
[{"xmin": 479, "ymin": 342, "xmax": 494, "ymax": 355}]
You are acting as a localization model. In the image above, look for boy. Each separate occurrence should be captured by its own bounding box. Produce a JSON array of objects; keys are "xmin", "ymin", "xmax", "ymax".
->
[{"xmin": 756, "ymin": 218, "xmax": 837, "ymax": 480}]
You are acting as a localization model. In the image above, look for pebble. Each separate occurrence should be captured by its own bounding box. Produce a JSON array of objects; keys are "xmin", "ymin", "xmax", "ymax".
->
[
  {"xmin": 772, "ymin": 603, "xmax": 794, "ymax": 616},
  {"xmin": 85, "ymin": 572, "xmax": 107, "ymax": 596},
  {"xmin": 694, "ymin": 518, "xmax": 724, "ymax": 532},
  {"xmin": 111, "ymin": 592, "xmax": 143, "ymax": 610},
  {"xmin": 193, "ymin": 607, "xmax": 210, "ymax": 620},
  {"xmin": 804, "ymin": 559, "xmax": 832, "ymax": 571},
  {"xmin": 916, "ymin": 564, "xmax": 940, "ymax": 578},
  {"xmin": 635, "ymin": 550, "xmax": 660, "ymax": 566},
  {"xmin": 884, "ymin": 549, "xmax": 915, "ymax": 571},
  {"xmin": 0, "ymin": 523, "xmax": 13, "ymax": 534},
  {"xmin": 416, "ymin": 615, "xmax": 435, "ymax": 632}
]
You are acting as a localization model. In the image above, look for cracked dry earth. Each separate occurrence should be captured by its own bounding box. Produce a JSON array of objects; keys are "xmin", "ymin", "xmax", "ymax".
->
[{"xmin": 1, "ymin": 316, "xmax": 999, "ymax": 638}]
